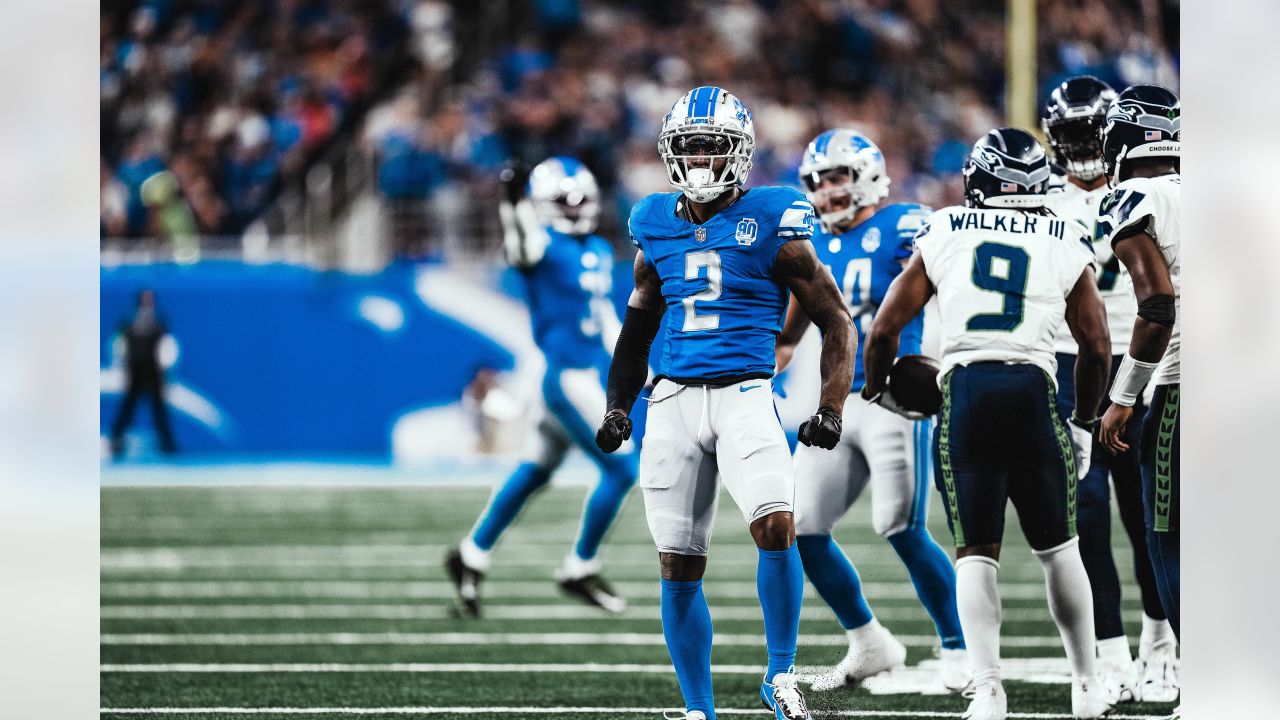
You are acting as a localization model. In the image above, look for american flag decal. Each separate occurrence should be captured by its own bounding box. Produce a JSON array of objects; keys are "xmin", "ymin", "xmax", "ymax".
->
[
  {"xmin": 1001, "ymin": 182, "xmax": 1018, "ymax": 192},
  {"xmin": 1145, "ymin": 130, "xmax": 1162, "ymax": 141}
]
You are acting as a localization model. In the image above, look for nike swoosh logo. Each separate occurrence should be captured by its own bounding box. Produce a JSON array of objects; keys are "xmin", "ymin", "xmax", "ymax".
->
[{"xmin": 740, "ymin": 385, "xmax": 761, "ymax": 392}]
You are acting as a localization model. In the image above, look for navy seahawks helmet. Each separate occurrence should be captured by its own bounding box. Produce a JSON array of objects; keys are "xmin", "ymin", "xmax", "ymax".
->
[
  {"xmin": 1102, "ymin": 84, "xmax": 1180, "ymax": 182},
  {"xmin": 1041, "ymin": 75, "xmax": 1116, "ymax": 181},
  {"xmin": 963, "ymin": 128, "xmax": 1052, "ymax": 209}
]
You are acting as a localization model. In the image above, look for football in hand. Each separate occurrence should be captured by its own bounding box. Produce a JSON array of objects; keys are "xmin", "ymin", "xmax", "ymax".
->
[{"xmin": 888, "ymin": 354, "xmax": 943, "ymax": 416}]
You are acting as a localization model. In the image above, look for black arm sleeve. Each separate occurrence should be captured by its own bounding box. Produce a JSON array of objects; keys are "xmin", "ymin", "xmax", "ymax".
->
[{"xmin": 606, "ymin": 305, "xmax": 663, "ymax": 414}]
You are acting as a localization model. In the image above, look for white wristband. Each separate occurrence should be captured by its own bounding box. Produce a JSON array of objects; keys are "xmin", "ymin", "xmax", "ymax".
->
[{"xmin": 1109, "ymin": 353, "xmax": 1159, "ymax": 407}]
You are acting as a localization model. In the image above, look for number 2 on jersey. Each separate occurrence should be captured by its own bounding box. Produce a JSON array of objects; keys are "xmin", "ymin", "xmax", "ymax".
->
[
  {"xmin": 682, "ymin": 250, "xmax": 721, "ymax": 331},
  {"xmin": 966, "ymin": 242, "xmax": 1029, "ymax": 332}
]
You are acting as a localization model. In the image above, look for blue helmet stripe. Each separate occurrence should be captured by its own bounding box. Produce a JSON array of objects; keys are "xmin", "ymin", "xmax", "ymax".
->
[
  {"xmin": 556, "ymin": 156, "xmax": 582, "ymax": 175},
  {"xmin": 687, "ymin": 86, "xmax": 720, "ymax": 119},
  {"xmin": 813, "ymin": 130, "xmax": 836, "ymax": 156},
  {"xmin": 686, "ymin": 87, "xmax": 703, "ymax": 118}
]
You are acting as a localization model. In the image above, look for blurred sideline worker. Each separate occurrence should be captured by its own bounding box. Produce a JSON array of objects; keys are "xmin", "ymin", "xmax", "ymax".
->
[
  {"xmin": 447, "ymin": 157, "xmax": 638, "ymax": 617},
  {"xmin": 775, "ymin": 129, "xmax": 967, "ymax": 693},
  {"xmin": 109, "ymin": 289, "xmax": 178, "ymax": 459},
  {"xmin": 1096, "ymin": 86, "xmax": 1182, "ymax": 650},
  {"xmin": 863, "ymin": 129, "xmax": 1115, "ymax": 720},
  {"xmin": 1041, "ymin": 76, "xmax": 1177, "ymax": 703},
  {"xmin": 596, "ymin": 86, "xmax": 854, "ymax": 720}
]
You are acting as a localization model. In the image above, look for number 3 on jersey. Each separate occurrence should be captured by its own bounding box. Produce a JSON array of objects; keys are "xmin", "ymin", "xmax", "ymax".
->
[
  {"xmin": 683, "ymin": 250, "xmax": 721, "ymax": 331},
  {"xmin": 966, "ymin": 242, "xmax": 1029, "ymax": 332}
]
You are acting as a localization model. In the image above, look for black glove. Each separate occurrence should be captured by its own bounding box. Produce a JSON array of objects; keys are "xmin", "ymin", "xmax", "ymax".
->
[
  {"xmin": 499, "ymin": 160, "xmax": 531, "ymax": 204},
  {"xmin": 595, "ymin": 410, "xmax": 633, "ymax": 453},
  {"xmin": 797, "ymin": 406, "xmax": 842, "ymax": 450}
]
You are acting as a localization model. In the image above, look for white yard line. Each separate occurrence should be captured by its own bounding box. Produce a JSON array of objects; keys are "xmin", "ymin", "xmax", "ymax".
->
[
  {"xmin": 98, "ymin": 603, "xmax": 1074, "ymax": 623},
  {"xmin": 99, "ymin": 631, "xmax": 1065, "ymax": 648},
  {"xmin": 99, "ymin": 545, "xmax": 877, "ymax": 567},
  {"xmin": 101, "ymin": 662, "xmax": 757, "ymax": 674},
  {"xmin": 98, "ymin": 707, "xmax": 1174, "ymax": 719},
  {"xmin": 99, "ymin": 579, "xmax": 1060, "ymax": 600}
]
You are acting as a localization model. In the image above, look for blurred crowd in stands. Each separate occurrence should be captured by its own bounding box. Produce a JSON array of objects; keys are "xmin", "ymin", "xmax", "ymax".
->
[
  {"xmin": 101, "ymin": 0, "xmax": 409, "ymax": 240},
  {"xmin": 103, "ymin": 0, "xmax": 1179, "ymax": 260}
]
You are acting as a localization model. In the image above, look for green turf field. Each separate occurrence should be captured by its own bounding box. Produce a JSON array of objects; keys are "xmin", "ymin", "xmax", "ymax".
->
[{"xmin": 101, "ymin": 478, "xmax": 1178, "ymax": 719}]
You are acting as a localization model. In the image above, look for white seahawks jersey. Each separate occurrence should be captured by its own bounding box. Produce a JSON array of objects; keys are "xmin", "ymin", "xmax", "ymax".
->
[
  {"xmin": 913, "ymin": 207, "xmax": 1095, "ymax": 384},
  {"xmin": 1044, "ymin": 181, "xmax": 1137, "ymax": 355},
  {"xmin": 1096, "ymin": 174, "xmax": 1181, "ymax": 386}
]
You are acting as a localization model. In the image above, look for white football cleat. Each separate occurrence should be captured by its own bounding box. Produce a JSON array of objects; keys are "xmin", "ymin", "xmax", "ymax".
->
[
  {"xmin": 760, "ymin": 671, "xmax": 812, "ymax": 720},
  {"xmin": 1097, "ymin": 656, "xmax": 1137, "ymax": 703},
  {"xmin": 962, "ymin": 679, "xmax": 1007, "ymax": 720},
  {"xmin": 1071, "ymin": 675, "xmax": 1116, "ymax": 719},
  {"xmin": 808, "ymin": 622, "xmax": 907, "ymax": 692},
  {"xmin": 939, "ymin": 647, "xmax": 972, "ymax": 693},
  {"xmin": 1135, "ymin": 649, "xmax": 1179, "ymax": 703},
  {"xmin": 661, "ymin": 711, "xmax": 707, "ymax": 720}
]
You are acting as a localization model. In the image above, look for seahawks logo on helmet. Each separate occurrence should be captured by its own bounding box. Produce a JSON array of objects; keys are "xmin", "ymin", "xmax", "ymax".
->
[
  {"xmin": 963, "ymin": 128, "xmax": 1051, "ymax": 209},
  {"xmin": 1102, "ymin": 85, "xmax": 1180, "ymax": 182}
]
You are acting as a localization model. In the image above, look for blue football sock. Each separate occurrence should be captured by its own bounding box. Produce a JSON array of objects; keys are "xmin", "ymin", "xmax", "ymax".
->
[
  {"xmin": 796, "ymin": 534, "xmax": 874, "ymax": 631},
  {"xmin": 887, "ymin": 526, "xmax": 966, "ymax": 649},
  {"xmin": 660, "ymin": 579, "xmax": 716, "ymax": 718},
  {"xmin": 757, "ymin": 545, "xmax": 803, "ymax": 682},
  {"xmin": 573, "ymin": 463, "xmax": 634, "ymax": 561},
  {"xmin": 1147, "ymin": 528, "xmax": 1179, "ymax": 639},
  {"xmin": 470, "ymin": 463, "xmax": 551, "ymax": 551}
]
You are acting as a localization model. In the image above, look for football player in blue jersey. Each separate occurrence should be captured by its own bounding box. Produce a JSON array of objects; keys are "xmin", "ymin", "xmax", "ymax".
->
[
  {"xmin": 773, "ymin": 129, "xmax": 968, "ymax": 694},
  {"xmin": 594, "ymin": 87, "xmax": 855, "ymax": 720},
  {"xmin": 446, "ymin": 157, "xmax": 639, "ymax": 618}
]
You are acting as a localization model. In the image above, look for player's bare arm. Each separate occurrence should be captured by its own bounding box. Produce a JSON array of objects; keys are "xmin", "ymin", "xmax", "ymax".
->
[
  {"xmin": 775, "ymin": 240, "xmax": 854, "ymax": 409},
  {"xmin": 595, "ymin": 251, "xmax": 665, "ymax": 452},
  {"xmin": 774, "ymin": 297, "xmax": 812, "ymax": 374},
  {"xmin": 774, "ymin": 238, "xmax": 853, "ymax": 449},
  {"xmin": 861, "ymin": 251, "xmax": 934, "ymax": 398},
  {"xmin": 1064, "ymin": 266, "xmax": 1112, "ymax": 424},
  {"xmin": 1100, "ymin": 229, "xmax": 1175, "ymax": 454}
]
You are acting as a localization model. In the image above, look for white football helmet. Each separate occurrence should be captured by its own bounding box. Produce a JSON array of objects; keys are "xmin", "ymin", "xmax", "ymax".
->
[
  {"xmin": 658, "ymin": 86, "xmax": 755, "ymax": 203},
  {"xmin": 798, "ymin": 129, "xmax": 891, "ymax": 232},
  {"xmin": 527, "ymin": 156, "xmax": 601, "ymax": 235}
]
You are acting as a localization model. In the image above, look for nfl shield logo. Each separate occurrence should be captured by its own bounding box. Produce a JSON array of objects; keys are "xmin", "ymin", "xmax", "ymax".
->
[
  {"xmin": 695, "ymin": 227, "xmax": 707, "ymax": 243},
  {"xmin": 735, "ymin": 218, "xmax": 758, "ymax": 246},
  {"xmin": 1000, "ymin": 181, "xmax": 1018, "ymax": 193},
  {"xmin": 1145, "ymin": 130, "xmax": 1162, "ymax": 141}
]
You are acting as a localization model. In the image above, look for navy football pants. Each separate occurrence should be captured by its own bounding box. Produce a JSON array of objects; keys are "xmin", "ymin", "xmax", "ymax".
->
[
  {"xmin": 1142, "ymin": 383, "xmax": 1180, "ymax": 638},
  {"xmin": 933, "ymin": 363, "xmax": 1076, "ymax": 552},
  {"xmin": 1057, "ymin": 353, "xmax": 1166, "ymax": 640}
]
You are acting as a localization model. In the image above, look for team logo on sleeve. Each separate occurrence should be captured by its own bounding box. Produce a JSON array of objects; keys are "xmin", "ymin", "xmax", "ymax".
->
[{"xmin": 735, "ymin": 218, "xmax": 758, "ymax": 246}]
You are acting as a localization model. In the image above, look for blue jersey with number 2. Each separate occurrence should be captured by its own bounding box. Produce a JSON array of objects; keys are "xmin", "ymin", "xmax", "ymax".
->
[
  {"xmin": 811, "ymin": 202, "xmax": 930, "ymax": 391},
  {"xmin": 629, "ymin": 186, "xmax": 815, "ymax": 383}
]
